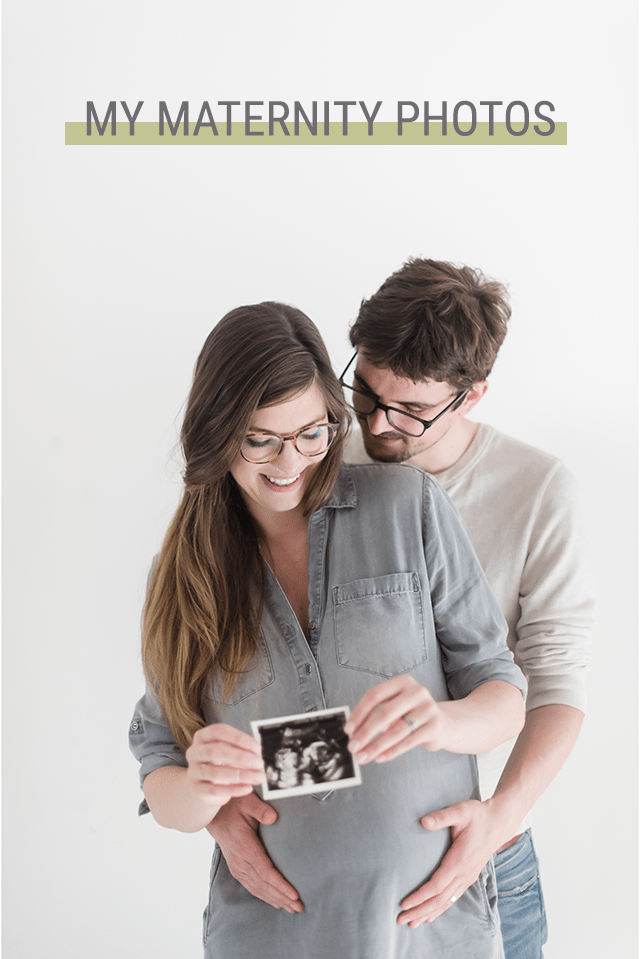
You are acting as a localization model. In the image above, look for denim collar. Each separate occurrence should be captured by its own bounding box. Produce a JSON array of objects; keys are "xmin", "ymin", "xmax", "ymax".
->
[{"xmin": 314, "ymin": 464, "xmax": 357, "ymax": 515}]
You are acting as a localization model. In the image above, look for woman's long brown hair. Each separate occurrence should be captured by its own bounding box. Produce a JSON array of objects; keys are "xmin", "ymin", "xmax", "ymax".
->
[{"xmin": 142, "ymin": 302, "xmax": 349, "ymax": 752}]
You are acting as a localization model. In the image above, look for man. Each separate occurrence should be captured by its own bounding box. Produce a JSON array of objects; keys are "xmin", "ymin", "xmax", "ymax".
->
[{"xmin": 209, "ymin": 259, "xmax": 594, "ymax": 958}]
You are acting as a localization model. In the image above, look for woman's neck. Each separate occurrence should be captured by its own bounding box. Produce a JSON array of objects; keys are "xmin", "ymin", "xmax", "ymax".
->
[{"xmin": 250, "ymin": 503, "xmax": 309, "ymax": 552}]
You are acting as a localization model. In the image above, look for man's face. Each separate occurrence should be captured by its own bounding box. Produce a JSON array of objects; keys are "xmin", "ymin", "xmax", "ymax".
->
[{"xmin": 353, "ymin": 356, "xmax": 463, "ymax": 464}]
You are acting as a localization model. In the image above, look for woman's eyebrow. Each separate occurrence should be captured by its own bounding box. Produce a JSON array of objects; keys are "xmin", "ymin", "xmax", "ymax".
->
[{"xmin": 247, "ymin": 415, "xmax": 327, "ymax": 434}]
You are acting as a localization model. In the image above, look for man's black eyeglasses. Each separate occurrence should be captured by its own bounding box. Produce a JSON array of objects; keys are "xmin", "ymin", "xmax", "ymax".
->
[{"xmin": 339, "ymin": 353, "xmax": 469, "ymax": 438}]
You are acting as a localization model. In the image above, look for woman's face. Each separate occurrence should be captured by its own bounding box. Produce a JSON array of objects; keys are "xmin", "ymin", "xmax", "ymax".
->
[{"xmin": 229, "ymin": 382, "xmax": 330, "ymax": 522}]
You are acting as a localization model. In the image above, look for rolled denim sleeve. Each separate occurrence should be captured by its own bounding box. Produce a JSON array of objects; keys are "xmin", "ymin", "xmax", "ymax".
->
[
  {"xmin": 422, "ymin": 474, "xmax": 527, "ymax": 702},
  {"xmin": 129, "ymin": 686, "xmax": 187, "ymax": 815}
]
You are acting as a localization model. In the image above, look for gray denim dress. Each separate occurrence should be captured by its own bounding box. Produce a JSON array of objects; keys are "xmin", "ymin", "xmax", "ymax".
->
[{"xmin": 130, "ymin": 464, "xmax": 524, "ymax": 959}]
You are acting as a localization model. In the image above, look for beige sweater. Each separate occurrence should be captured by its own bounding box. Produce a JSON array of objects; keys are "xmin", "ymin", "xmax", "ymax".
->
[{"xmin": 345, "ymin": 423, "xmax": 594, "ymax": 818}]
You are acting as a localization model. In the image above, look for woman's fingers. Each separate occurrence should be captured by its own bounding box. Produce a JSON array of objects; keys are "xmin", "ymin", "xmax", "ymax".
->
[
  {"xmin": 346, "ymin": 677, "xmax": 425, "ymax": 743},
  {"xmin": 345, "ymin": 677, "xmax": 442, "ymax": 763},
  {"xmin": 355, "ymin": 718, "xmax": 423, "ymax": 764},
  {"xmin": 189, "ymin": 724, "xmax": 262, "ymax": 763},
  {"xmin": 196, "ymin": 739, "xmax": 264, "ymax": 772},
  {"xmin": 347, "ymin": 677, "xmax": 425, "ymax": 736},
  {"xmin": 350, "ymin": 712, "xmax": 434, "ymax": 764},
  {"xmin": 346, "ymin": 676, "xmax": 408, "ymax": 731},
  {"xmin": 195, "ymin": 723, "xmax": 263, "ymax": 757},
  {"xmin": 193, "ymin": 762, "xmax": 265, "ymax": 787},
  {"xmin": 187, "ymin": 724, "xmax": 265, "ymax": 793}
]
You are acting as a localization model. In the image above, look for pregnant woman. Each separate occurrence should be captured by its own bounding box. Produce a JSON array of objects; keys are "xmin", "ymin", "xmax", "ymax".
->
[{"xmin": 129, "ymin": 300, "xmax": 525, "ymax": 959}]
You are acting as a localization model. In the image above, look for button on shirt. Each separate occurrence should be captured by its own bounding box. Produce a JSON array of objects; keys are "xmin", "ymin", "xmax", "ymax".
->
[{"xmin": 130, "ymin": 463, "xmax": 525, "ymax": 959}]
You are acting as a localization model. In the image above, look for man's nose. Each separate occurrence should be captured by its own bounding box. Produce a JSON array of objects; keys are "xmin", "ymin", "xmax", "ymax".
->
[{"xmin": 366, "ymin": 407, "xmax": 390, "ymax": 434}]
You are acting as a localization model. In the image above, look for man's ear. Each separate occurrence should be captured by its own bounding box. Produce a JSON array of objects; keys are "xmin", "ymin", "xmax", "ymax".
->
[{"xmin": 457, "ymin": 380, "xmax": 488, "ymax": 415}]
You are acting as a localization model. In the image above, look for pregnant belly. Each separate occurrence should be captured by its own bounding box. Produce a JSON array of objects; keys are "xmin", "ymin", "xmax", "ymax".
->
[{"xmin": 259, "ymin": 750, "xmax": 475, "ymax": 900}]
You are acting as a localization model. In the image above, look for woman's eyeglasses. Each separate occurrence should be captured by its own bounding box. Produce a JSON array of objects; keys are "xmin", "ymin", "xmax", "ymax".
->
[{"xmin": 240, "ymin": 422, "xmax": 339, "ymax": 464}]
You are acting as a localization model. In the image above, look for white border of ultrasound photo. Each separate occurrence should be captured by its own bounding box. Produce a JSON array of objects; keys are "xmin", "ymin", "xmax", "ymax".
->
[{"xmin": 251, "ymin": 706, "xmax": 362, "ymax": 800}]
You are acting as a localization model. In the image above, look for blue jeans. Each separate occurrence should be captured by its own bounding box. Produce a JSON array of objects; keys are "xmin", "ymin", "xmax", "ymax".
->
[{"xmin": 494, "ymin": 830, "xmax": 548, "ymax": 959}]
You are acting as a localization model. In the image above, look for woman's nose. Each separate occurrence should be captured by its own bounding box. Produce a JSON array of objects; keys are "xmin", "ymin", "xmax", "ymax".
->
[{"xmin": 273, "ymin": 438, "xmax": 304, "ymax": 472}]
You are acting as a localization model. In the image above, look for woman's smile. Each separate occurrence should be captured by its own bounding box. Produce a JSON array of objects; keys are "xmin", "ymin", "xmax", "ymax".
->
[{"xmin": 261, "ymin": 472, "xmax": 302, "ymax": 488}]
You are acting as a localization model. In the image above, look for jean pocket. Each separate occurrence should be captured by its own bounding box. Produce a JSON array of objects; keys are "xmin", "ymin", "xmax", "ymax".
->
[
  {"xmin": 494, "ymin": 834, "xmax": 548, "ymax": 953},
  {"xmin": 333, "ymin": 572, "xmax": 427, "ymax": 678},
  {"xmin": 494, "ymin": 832, "xmax": 541, "ymax": 897}
]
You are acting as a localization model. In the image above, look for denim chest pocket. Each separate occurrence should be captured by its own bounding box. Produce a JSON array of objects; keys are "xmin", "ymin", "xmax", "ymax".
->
[
  {"xmin": 212, "ymin": 630, "xmax": 275, "ymax": 708},
  {"xmin": 333, "ymin": 572, "xmax": 427, "ymax": 678}
]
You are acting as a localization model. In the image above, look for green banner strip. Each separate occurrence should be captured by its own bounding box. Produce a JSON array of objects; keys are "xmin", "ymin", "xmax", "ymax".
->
[{"xmin": 66, "ymin": 121, "xmax": 567, "ymax": 146}]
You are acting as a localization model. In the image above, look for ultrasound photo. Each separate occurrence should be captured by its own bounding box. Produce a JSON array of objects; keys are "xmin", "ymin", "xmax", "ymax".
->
[{"xmin": 251, "ymin": 706, "xmax": 362, "ymax": 799}]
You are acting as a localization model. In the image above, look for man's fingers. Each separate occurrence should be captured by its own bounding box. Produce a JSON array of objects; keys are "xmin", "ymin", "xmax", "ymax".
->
[
  {"xmin": 398, "ymin": 885, "xmax": 459, "ymax": 927},
  {"xmin": 230, "ymin": 852, "xmax": 303, "ymax": 910},
  {"xmin": 398, "ymin": 799, "xmax": 502, "ymax": 927},
  {"xmin": 237, "ymin": 871, "xmax": 303, "ymax": 911},
  {"xmin": 400, "ymin": 870, "xmax": 449, "ymax": 912},
  {"xmin": 235, "ymin": 879, "xmax": 301, "ymax": 912},
  {"xmin": 249, "ymin": 849, "xmax": 301, "ymax": 901},
  {"xmin": 399, "ymin": 869, "xmax": 464, "ymax": 925},
  {"xmin": 214, "ymin": 803, "xmax": 301, "ymax": 907},
  {"xmin": 420, "ymin": 801, "xmax": 471, "ymax": 832},
  {"xmin": 240, "ymin": 791, "xmax": 278, "ymax": 826},
  {"xmin": 208, "ymin": 793, "xmax": 302, "ymax": 912}
]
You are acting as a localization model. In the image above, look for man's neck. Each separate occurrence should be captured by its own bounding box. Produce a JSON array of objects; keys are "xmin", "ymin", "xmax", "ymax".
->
[{"xmin": 406, "ymin": 418, "xmax": 479, "ymax": 475}]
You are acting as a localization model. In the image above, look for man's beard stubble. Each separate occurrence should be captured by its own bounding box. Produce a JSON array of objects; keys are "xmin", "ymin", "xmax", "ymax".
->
[
  {"xmin": 361, "ymin": 431, "xmax": 411, "ymax": 463},
  {"xmin": 360, "ymin": 420, "xmax": 453, "ymax": 466}
]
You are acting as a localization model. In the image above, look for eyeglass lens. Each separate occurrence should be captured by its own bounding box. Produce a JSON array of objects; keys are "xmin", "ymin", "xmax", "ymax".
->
[
  {"xmin": 241, "ymin": 424, "xmax": 334, "ymax": 463},
  {"xmin": 344, "ymin": 386, "xmax": 427, "ymax": 437}
]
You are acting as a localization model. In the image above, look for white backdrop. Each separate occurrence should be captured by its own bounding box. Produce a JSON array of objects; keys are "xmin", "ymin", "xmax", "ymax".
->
[{"xmin": 4, "ymin": 1, "xmax": 637, "ymax": 957}]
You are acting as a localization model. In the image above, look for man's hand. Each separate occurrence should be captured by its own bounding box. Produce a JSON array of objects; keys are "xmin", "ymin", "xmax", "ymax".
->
[
  {"xmin": 207, "ymin": 793, "xmax": 303, "ymax": 914},
  {"xmin": 398, "ymin": 798, "xmax": 511, "ymax": 928},
  {"xmin": 398, "ymin": 705, "xmax": 586, "ymax": 928}
]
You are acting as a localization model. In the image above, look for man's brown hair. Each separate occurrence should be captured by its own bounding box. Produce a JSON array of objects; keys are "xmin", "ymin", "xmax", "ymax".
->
[{"xmin": 349, "ymin": 258, "xmax": 511, "ymax": 391}]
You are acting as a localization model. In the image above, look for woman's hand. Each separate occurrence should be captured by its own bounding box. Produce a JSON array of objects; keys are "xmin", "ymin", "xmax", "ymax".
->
[
  {"xmin": 185, "ymin": 723, "xmax": 266, "ymax": 808},
  {"xmin": 345, "ymin": 676, "xmax": 449, "ymax": 764},
  {"xmin": 345, "ymin": 677, "xmax": 524, "ymax": 765},
  {"xmin": 144, "ymin": 724, "xmax": 265, "ymax": 833}
]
